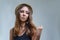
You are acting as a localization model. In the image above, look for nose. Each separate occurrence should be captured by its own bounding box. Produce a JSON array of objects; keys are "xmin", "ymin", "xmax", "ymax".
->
[{"xmin": 23, "ymin": 13, "xmax": 26, "ymax": 16}]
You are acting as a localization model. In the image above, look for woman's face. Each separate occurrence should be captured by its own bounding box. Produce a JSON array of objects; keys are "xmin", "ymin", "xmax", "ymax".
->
[{"xmin": 19, "ymin": 6, "xmax": 30, "ymax": 22}]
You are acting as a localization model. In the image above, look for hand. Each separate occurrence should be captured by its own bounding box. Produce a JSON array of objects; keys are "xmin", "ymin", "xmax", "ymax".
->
[
  {"xmin": 37, "ymin": 25, "xmax": 43, "ymax": 35},
  {"xmin": 36, "ymin": 25, "xmax": 43, "ymax": 40},
  {"xmin": 37, "ymin": 25, "xmax": 43, "ymax": 30}
]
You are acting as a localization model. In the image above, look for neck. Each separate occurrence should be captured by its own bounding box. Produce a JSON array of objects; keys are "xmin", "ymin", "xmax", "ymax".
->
[{"xmin": 20, "ymin": 22, "xmax": 26, "ymax": 27}]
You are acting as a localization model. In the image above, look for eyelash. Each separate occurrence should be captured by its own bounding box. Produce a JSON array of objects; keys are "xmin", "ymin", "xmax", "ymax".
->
[
  {"xmin": 20, "ymin": 10, "xmax": 24, "ymax": 13},
  {"xmin": 19, "ymin": 10, "xmax": 30, "ymax": 14},
  {"xmin": 26, "ymin": 12, "xmax": 29, "ymax": 14}
]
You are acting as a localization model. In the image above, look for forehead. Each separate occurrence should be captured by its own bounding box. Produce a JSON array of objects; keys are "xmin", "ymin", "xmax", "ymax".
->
[{"xmin": 20, "ymin": 6, "xmax": 29, "ymax": 11}]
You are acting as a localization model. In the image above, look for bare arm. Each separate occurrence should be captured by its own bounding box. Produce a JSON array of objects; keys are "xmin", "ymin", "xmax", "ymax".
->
[
  {"xmin": 10, "ymin": 29, "xmax": 13, "ymax": 40},
  {"xmin": 37, "ymin": 26, "xmax": 43, "ymax": 40},
  {"xmin": 31, "ymin": 26, "xmax": 43, "ymax": 40},
  {"xmin": 32, "ymin": 30, "xmax": 37, "ymax": 40}
]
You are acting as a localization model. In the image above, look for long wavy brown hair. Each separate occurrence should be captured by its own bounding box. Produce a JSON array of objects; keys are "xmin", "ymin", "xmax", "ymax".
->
[{"xmin": 13, "ymin": 3, "xmax": 37, "ymax": 38}]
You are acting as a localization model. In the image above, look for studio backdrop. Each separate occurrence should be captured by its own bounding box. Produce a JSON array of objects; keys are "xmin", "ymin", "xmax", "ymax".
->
[{"xmin": 0, "ymin": 0, "xmax": 60, "ymax": 40}]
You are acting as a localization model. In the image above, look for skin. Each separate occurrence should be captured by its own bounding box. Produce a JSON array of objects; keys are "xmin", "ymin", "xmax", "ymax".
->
[
  {"xmin": 10, "ymin": 6, "xmax": 43, "ymax": 40},
  {"xmin": 19, "ymin": 6, "xmax": 29, "ymax": 22},
  {"xmin": 18, "ymin": 6, "xmax": 30, "ymax": 36},
  {"xmin": 19, "ymin": 6, "xmax": 43, "ymax": 40}
]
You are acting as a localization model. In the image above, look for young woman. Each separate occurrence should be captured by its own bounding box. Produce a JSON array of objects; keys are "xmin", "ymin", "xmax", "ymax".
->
[{"xmin": 10, "ymin": 3, "xmax": 43, "ymax": 40}]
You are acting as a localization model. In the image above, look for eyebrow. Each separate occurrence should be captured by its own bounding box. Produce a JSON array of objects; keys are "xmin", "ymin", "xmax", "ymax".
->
[{"xmin": 20, "ymin": 10, "xmax": 30, "ymax": 13}]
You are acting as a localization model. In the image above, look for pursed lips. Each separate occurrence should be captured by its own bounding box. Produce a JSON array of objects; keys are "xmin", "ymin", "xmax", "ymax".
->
[{"xmin": 21, "ymin": 17, "xmax": 26, "ymax": 19}]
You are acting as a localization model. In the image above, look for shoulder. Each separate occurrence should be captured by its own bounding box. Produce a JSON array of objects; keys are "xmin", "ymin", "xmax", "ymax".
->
[
  {"xmin": 10, "ymin": 28, "xmax": 14, "ymax": 34},
  {"xmin": 10, "ymin": 28, "xmax": 14, "ymax": 40}
]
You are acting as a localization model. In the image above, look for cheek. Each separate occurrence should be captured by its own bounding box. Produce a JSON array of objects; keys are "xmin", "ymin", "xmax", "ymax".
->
[
  {"xmin": 26, "ymin": 14, "xmax": 29, "ymax": 18},
  {"xmin": 19, "ymin": 13, "xmax": 23, "ymax": 17}
]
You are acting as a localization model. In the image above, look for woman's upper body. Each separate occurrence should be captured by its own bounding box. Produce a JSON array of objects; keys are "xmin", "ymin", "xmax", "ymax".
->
[
  {"xmin": 10, "ymin": 26, "xmax": 43, "ymax": 40},
  {"xmin": 10, "ymin": 27, "xmax": 31, "ymax": 40},
  {"xmin": 10, "ymin": 3, "xmax": 43, "ymax": 40}
]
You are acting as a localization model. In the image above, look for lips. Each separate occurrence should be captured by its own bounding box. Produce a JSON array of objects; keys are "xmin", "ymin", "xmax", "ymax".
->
[{"xmin": 21, "ymin": 17, "xmax": 26, "ymax": 19}]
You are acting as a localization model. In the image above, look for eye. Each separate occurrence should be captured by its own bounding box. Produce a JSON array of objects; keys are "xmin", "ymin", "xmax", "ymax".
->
[
  {"xmin": 20, "ymin": 10, "xmax": 24, "ymax": 13},
  {"xmin": 26, "ymin": 11, "xmax": 30, "ymax": 14},
  {"xmin": 26, "ymin": 12, "xmax": 29, "ymax": 14}
]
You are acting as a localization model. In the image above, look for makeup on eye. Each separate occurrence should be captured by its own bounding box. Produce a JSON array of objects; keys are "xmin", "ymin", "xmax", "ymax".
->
[
  {"xmin": 20, "ymin": 10, "xmax": 24, "ymax": 13},
  {"xmin": 19, "ymin": 10, "xmax": 30, "ymax": 14}
]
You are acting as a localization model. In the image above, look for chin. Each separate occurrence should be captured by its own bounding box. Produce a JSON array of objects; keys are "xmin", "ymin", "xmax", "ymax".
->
[
  {"xmin": 21, "ymin": 20, "xmax": 26, "ymax": 22},
  {"xmin": 20, "ymin": 18, "xmax": 27, "ymax": 22},
  {"xmin": 20, "ymin": 19, "xmax": 27, "ymax": 22}
]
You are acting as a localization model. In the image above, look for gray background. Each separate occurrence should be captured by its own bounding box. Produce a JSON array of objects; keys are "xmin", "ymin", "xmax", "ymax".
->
[{"xmin": 0, "ymin": 0, "xmax": 60, "ymax": 40}]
